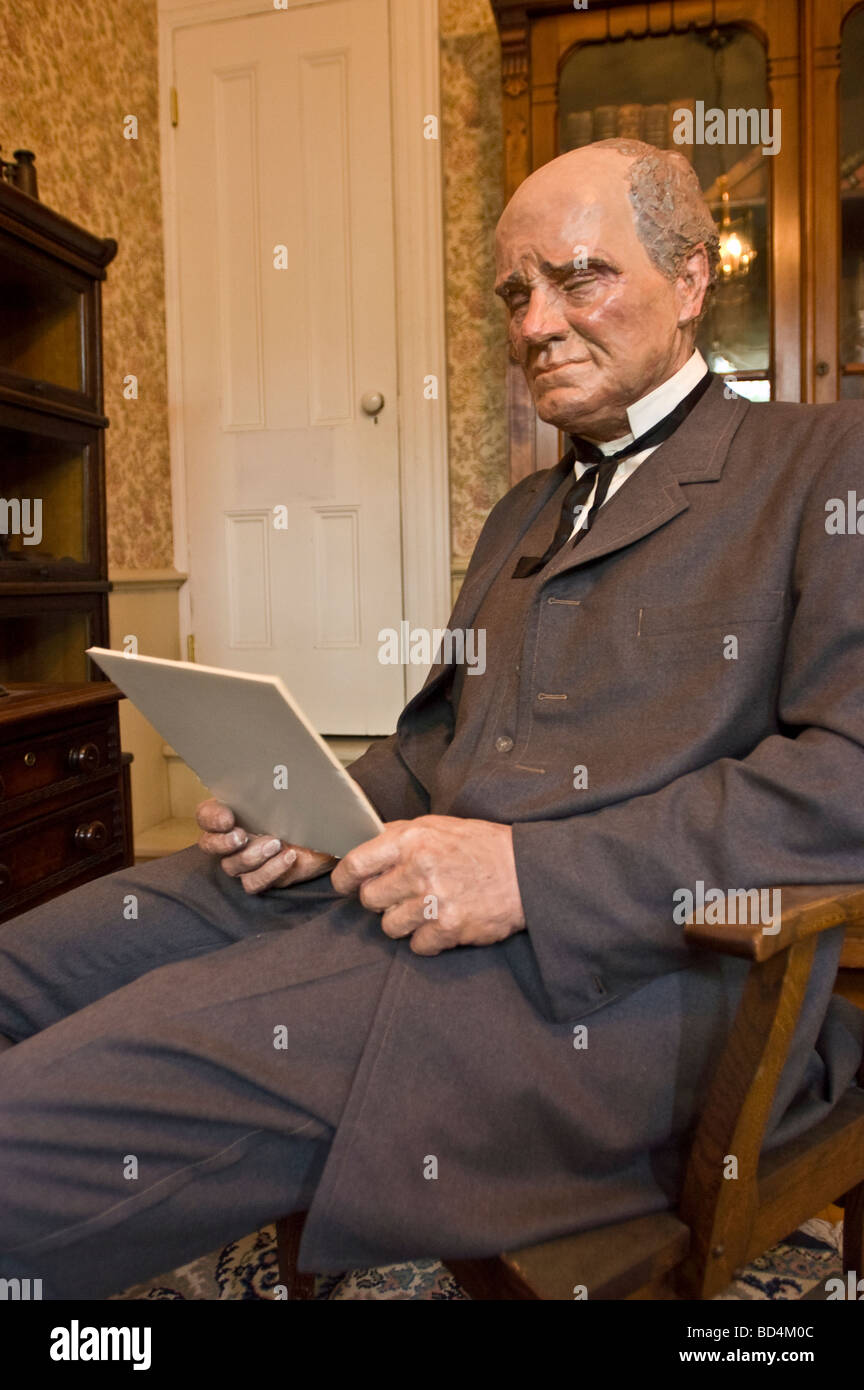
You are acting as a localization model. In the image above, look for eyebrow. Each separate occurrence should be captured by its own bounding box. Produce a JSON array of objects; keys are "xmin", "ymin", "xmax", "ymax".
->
[{"xmin": 494, "ymin": 255, "xmax": 621, "ymax": 298}]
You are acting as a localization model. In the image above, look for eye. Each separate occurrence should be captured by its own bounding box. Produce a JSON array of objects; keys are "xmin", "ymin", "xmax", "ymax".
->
[{"xmin": 562, "ymin": 274, "xmax": 595, "ymax": 293}]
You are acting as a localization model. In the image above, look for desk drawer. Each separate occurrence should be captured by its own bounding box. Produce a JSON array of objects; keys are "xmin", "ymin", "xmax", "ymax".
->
[
  {"xmin": 0, "ymin": 716, "xmax": 117, "ymax": 806},
  {"xmin": 0, "ymin": 787, "xmax": 123, "ymax": 905}
]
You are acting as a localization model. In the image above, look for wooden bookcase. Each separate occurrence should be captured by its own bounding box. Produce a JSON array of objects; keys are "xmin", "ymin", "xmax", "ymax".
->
[{"xmin": 0, "ymin": 180, "xmax": 133, "ymax": 923}]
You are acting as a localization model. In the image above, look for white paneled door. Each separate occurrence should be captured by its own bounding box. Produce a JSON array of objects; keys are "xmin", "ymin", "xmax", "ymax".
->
[{"xmin": 172, "ymin": 0, "xmax": 405, "ymax": 733}]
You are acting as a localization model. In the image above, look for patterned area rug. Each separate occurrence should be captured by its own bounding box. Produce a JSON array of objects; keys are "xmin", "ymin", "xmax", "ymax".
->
[{"xmin": 110, "ymin": 1217, "xmax": 845, "ymax": 1301}]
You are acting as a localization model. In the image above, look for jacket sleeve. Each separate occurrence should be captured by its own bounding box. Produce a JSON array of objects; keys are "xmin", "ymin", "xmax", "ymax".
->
[
  {"xmin": 346, "ymin": 734, "xmax": 430, "ymax": 822},
  {"xmin": 512, "ymin": 430, "xmax": 864, "ymax": 1023}
]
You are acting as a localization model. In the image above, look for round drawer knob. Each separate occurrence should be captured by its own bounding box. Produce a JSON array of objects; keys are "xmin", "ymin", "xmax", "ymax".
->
[
  {"xmin": 68, "ymin": 741, "xmax": 100, "ymax": 773},
  {"xmin": 74, "ymin": 820, "xmax": 107, "ymax": 851},
  {"xmin": 23, "ymin": 751, "xmax": 36, "ymax": 767},
  {"xmin": 0, "ymin": 863, "xmax": 10, "ymax": 891}
]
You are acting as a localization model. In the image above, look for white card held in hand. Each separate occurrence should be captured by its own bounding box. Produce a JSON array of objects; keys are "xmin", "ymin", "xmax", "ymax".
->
[{"xmin": 87, "ymin": 648, "xmax": 384, "ymax": 858}]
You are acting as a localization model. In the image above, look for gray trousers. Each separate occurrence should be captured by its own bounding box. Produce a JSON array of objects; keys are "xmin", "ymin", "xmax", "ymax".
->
[{"xmin": 0, "ymin": 847, "xmax": 395, "ymax": 1299}]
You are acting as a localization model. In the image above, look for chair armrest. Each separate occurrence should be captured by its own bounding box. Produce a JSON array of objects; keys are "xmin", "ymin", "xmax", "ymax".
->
[{"xmin": 684, "ymin": 884, "xmax": 864, "ymax": 960}]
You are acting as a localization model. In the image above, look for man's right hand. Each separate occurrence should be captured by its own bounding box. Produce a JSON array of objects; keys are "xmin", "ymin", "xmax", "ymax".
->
[{"xmin": 196, "ymin": 798, "xmax": 338, "ymax": 894}]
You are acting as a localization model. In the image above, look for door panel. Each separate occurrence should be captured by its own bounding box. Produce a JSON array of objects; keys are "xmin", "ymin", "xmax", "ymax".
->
[{"xmin": 173, "ymin": 0, "xmax": 405, "ymax": 733}]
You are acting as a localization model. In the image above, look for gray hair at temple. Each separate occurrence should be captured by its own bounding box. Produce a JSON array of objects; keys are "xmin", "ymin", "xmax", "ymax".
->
[{"xmin": 593, "ymin": 138, "xmax": 721, "ymax": 320}]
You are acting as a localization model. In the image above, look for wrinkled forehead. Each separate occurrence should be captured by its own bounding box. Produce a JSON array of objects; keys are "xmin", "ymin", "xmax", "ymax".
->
[{"xmin": 495, "ymin": 157, "xmax": 643, "ymax": 278}]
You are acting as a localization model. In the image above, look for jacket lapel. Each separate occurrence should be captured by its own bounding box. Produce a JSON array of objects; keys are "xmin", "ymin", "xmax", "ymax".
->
[
  {"xmin": 395, "ymin": 449, "xmax": 575, "ymax": 732},
  {"xmin": 452, "ymin": 450, "xmax": 575, "ymax": 630},
  {"xmin": 395, "ymin": 377, "xmax": 749, "ymax": 739},
  {"xmin": 547, "ymin": 375, "xmax": 749, "ymax": 578}
]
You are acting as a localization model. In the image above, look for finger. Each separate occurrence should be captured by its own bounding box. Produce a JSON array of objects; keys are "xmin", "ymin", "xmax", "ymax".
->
[
  {"xmin": 198, "ymin": 826, "xmax": 250, "ymax": 857},
  {"xmin": 270, "ymin": 847, "xmax": 339, "ymax": 887},
  {"xmin": 219, "ymin": 835, "xmax": 286, "ymax": 879},
  {"xmin": 292, "ymin": 846, "xmax": 339, "ymax": 873},
  {"xmin": 331, "ymin": 823, "xmax": 409, "ymax": 894},
  {"xmin": 407, "ymin": 922, "xmax": 449, "ymax": 957},
  {"xmin": 237, "ymin": 848, "xmax": 299, "ymax": 895},
  {"xmin": 196, "ymin": 798, "xmax": 237, "ymax": 834},
  {"xmin": 357, "ymin": 865, "xmax": 414, "ymax": 914},
  {"xmin": 378, "ymin": 898, "xmax": 427, "ymax": 939}
]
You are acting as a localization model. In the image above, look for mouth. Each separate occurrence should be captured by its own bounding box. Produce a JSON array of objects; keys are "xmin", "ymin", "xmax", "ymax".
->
[{"xmin": 532, "ymin": 360, "xmax": 592, "ymax": 381}]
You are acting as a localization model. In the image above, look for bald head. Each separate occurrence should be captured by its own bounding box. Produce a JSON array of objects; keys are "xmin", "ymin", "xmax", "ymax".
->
[{"xmin": 495, "ymin": 142, "xmax": 716, "ymax": 440}]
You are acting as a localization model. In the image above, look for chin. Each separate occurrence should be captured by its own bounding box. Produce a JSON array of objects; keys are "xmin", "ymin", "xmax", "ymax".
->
[{"xmin": 534, "ymin": 387, "xmax": 594, "ymax": 433}]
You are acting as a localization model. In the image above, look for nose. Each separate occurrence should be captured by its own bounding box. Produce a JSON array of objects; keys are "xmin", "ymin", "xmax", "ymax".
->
[{"xmin": 518, "ymin": 284, "xmax": 569, "ymax": 349}]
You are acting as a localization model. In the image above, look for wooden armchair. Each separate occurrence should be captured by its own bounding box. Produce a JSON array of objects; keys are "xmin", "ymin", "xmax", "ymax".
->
[{"xmin": 275, "ymin": 884, "xmax": 864, "ymax": 1300}]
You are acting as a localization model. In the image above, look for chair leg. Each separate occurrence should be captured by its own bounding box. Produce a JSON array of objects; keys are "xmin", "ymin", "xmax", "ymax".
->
[
  {"xmin": 841, "ymin": 1181, "xmax": 864, "ymax": 1281},
  {"xmin": 275, "ymin": 1212, "xmax": 317, "ymax": 1300},
  {"xmin": 842, "ymin": 1050, "xmax": 864, "ymax": 1278},
  {"xmin": 446, "ymin": 1257, "xmax": 539, "ymax": 1300}
]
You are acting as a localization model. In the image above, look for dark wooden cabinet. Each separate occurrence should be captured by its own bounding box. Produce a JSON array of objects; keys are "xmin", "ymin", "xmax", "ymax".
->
[
  {"xmin": 0, "ymin": 685, "xmax": 132, "ymax": 924},
  {"xmin": 0, "ymin": 182, "xmax": 133, "ymax": 920},
  {"xmin": 0, "ymin": 179, "xmax": 115, "ymax": 678}
]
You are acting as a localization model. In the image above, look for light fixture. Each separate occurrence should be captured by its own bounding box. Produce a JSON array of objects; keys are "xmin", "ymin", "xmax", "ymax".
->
[{"xmin": 717, "ymin": 181, "xmax": 756, "ymax": 278}]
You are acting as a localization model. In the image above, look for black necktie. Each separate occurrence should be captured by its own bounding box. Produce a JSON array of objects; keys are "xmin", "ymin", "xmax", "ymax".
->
[{"xmin": 512, "ymin": 370, "xmax": 714, "ymax": 579}]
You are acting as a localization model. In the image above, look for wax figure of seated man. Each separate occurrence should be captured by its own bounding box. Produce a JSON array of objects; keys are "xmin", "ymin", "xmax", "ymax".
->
[{"xmin": 1, "ymin": 138, "xmax": 863, "ymax": 1300}]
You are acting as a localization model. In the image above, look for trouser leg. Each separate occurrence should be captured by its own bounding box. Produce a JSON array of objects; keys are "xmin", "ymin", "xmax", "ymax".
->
[
  {"xmin": 0, "ymin": 844, "xmax": 344, "ymax": 1040},
  {"xmin": 0, "ymin": 852, "xmax": 397, "ymax": 1298}
]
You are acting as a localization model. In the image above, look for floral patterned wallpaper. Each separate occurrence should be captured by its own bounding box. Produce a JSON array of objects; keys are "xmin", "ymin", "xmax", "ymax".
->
[
  {"xmin": 0, "ymin": 0, "xmax": 507, "ymax": 573},
  {"xmin": 0, "ymin": 0, "xmax": 173, "ymax": 572},
  {"xmin": 440, "ymin": 0, "xmax": 510, "ymax": 563}
]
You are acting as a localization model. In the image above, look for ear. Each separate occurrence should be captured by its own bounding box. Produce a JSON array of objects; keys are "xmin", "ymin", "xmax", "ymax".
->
[{"xmin": 675, "ymin": 244, "xmax": 710, "ymax": 325}]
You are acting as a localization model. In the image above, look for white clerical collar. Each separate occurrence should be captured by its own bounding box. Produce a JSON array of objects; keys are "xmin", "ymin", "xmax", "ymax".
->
[{"xmin": 589, "ymin": 350, "xmax": 709, "ymax": 458}]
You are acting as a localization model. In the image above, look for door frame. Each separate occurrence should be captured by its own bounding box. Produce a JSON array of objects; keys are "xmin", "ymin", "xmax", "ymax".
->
[{"xmin": 157, "ymin": 0, "xmax": 450, "ymax": 703}]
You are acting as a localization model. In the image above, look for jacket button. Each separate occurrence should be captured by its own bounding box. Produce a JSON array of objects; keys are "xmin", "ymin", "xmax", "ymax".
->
[{"xmin": 495, "ymin": 735, "xmax": 514, "ymax": 753}]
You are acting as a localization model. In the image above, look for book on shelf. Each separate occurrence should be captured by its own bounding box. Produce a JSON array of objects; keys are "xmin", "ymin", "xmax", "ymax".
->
[{"xmin": 563, "ymin": 100, "xmax": 695, "ymax": 156}]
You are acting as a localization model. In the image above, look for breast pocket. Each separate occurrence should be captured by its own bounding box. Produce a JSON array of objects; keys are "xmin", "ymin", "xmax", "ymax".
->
[{"xmin": 637, "ymin": 590, "xmax": 785, "ymax": 638}]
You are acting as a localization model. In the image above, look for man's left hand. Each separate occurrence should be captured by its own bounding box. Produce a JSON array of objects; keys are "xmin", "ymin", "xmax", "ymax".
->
[{"xmin": 331, "ymin": 815, "xmax": 526, "ymax": 955}]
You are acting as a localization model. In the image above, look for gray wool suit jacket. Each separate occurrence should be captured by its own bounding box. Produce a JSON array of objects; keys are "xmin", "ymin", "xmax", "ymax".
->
[{"xmin": 298, "ymin": 374, "xmax": 864, "ymax": 1273}]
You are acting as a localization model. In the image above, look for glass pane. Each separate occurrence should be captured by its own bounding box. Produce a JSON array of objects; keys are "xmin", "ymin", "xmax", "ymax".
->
[
  {"xmin": 0, "ymin": 423, "xmax": 88, "ymax": 568},
  {"xmin": 0, "ymin": 246, "xmax": 84, "ymax": 392},
  {"xmin": 558, "ymin": 27, "xmax": 771, "ymax": 379},
  {"xmin": 840, "ymin": 9, "xmax": 864, "ymax": 378},
  {"xmin": 0, "ymin": 610, "xmax": 91, "ymax": 683}
]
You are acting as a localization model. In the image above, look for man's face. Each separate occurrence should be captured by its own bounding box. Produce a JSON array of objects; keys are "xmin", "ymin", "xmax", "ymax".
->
[{"xmin": 495, "ymin": 150, "xmax": 705, "ymax": 439}]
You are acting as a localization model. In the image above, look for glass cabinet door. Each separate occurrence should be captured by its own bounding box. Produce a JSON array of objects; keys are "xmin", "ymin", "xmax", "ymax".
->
[
  {"xmin": 0, "ymin": 236, "xmax": 92, "ymax": 406},
  {"xmin": 0, "ymin": 408, "xmax": 101, "ymax": 580},
  {"xmin": 0, "ymin": 594, "xmax": 105, "ymax": 684},
  {"xmin": 558, "ymin": 25, "xmax": 772, "ymax": 400}
]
